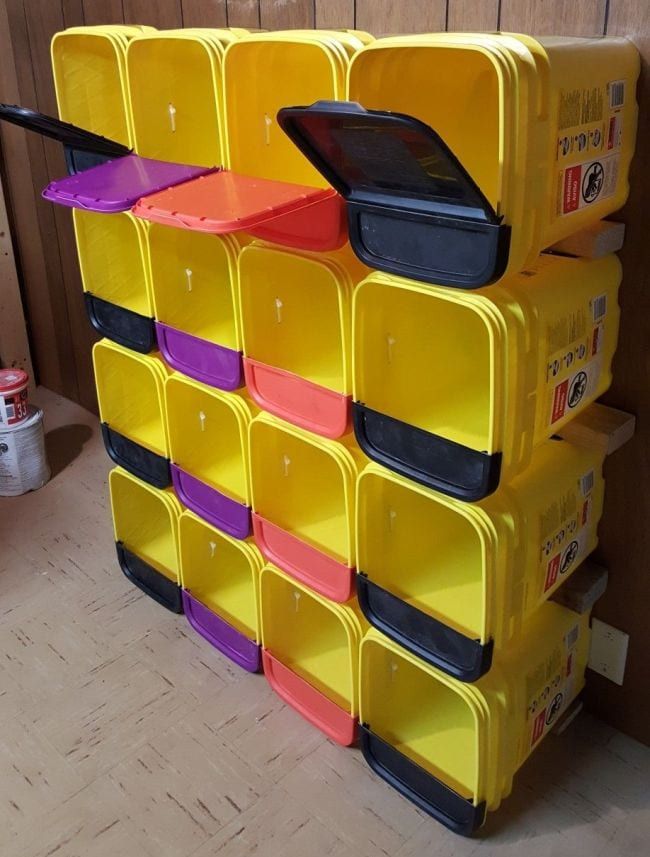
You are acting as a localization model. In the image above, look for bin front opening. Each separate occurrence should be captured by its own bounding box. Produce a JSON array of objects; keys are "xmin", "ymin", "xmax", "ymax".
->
[
  {"xmin": 251, "ymin": 424, "xmax": 350, "ymax": 562},
  {"xmin": 52, "ymin": 34, "xmax": 130, "ymax": 146},
  {"xmin": 363, "ymin": 638, "xmax": 478, "ymax": 801},
  {"xmin": 355, "ymin": 282, "xmax": 494, "ymax": 456},
  {"xmin": 358, "ymin": 473, "xmax": 486, "ymax": 643},
  {"xmin": 167, "ymin": 381, "xmax": 247, "ymax": 503},
  {"xmin": 75, "ymin": 210, "xmax": 150, "ymax": 316},
  {"xmin": 348, "ymin": 46, "xmax": 501, "ymax": 209},
  {"xmin": 112, "ymin": 476, "xmax": 177, "ymax": 581},
  {"xmin": 181, "ymin": 517, "xmax": 257, "ymax": 638},
  {"xmin": 225, "ymin": 41, "xmax": 340, "ymax": 187},
  {"xmin": 96, "ymin": 350, "xmax": 166, "ymax": 455},
  {"xmin": 240, "ymin": 248, "xmax": 346, "ymax": 392},
  {"xmin": 263, "ymin": 573, "xmax": 353, "ymax": 710},
  {"xmin": 127, "ymin": 39, "xmax": 222, "ymax": 167},
  {"xmin": 149, "ymin": 225, "xmax": 238, "ymax": 350}
]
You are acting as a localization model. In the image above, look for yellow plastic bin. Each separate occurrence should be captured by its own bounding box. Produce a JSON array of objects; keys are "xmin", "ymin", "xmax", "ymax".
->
[
  {"xmin": 356, "ymin": 436, "xmax": 604, "ymax": 681},
  {"xmin": 148, "ymin": 223, "xmax": 243, "ymax": 390},
  {"xmin": 279, "ymin": 33, "xmax": 639, "ymax": 287},
  {"xmin": 132, "ymin": 32, "xmax": 372, "ymax": 253},
  {"xmin": 73, "ymin": 209, "xmax": 155, "ymax": 352},
  {"xmin": 93, "ymin": 339, "xmax": 170, "ymax": 488},
  {"xmin": 239, "ymin": 241, "xmax": 367, "ymax": 438},
  {"xmin": 260, "ymin": 563, "xmax": 366, "ymax": 745},
  {"xmin": 249, "ymin": 413, "xmax": 364, "ymax": 602},
  {"xmin": 360, "ymin": 603, "xmax": 591, "ymax": 835},
  {"xmin": 109, "ymin": 466, "xmax": 183, "ymax": 612},
  {"xmin": 51, "ymin": 26, "xmax": 146, "ymax": 150},
  {"xmin": 165, "ymin": 373, "xmax": 255, "ymax": 539},
  {"xmin": 353, "ymin": 254, "xmax": 621, "ymax": 500},
  {"xmin": 126, "ymin": 29, "xmax": 242, "ymax": 167},
  {"xmin": 179, "ymin": 511, "xmax": 263, "ymax": 671}
]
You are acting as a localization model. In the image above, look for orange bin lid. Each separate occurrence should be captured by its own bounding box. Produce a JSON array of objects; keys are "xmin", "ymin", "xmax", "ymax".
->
[{"xmin": 132, "ymin": 169, "xmax": 341, "ymax": 236}]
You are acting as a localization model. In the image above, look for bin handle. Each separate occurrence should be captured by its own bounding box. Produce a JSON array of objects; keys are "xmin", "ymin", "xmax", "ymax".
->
[
  {"xmin": 0, "ymin": 103, "xmax": 131, "ymax": 158},
  {"xmin": 360, "ymin": 724, "xmax": 486, "ymax": 836},
  {"xmin": 357, "ymin": 574, "xmax": 494, "ymax": 683}
]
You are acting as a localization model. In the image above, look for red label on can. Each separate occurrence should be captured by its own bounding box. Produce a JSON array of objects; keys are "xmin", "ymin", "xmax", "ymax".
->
[{"xmin": 563, "ymin": 166, "xmax": 582, "ymax": 213}]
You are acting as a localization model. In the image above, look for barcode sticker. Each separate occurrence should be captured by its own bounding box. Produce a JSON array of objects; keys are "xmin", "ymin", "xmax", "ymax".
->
[
  {"xmin": 609, "ymin": 80, "xmax": 625, "ymax": 109},
  {"xmin": 566, "ymin": 624, "xmax": 580, "ymax": 650},
  {"xmin": 580, "ymin": 470, "xmax": 595, "ymax": 497},
  {"xmin": 591, "ymin": 294, "xmax": 607, "ymax": 322}
]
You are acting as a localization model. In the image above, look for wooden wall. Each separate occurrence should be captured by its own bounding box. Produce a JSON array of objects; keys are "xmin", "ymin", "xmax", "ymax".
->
[{"xmin": 0, "ymin": 0, "xmax": 648, "ymax": 745}]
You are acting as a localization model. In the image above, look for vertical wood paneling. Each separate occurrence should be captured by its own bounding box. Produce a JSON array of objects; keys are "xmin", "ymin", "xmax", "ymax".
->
[
  {"xmin": 61, "ymin": 0, "xmax": 85, "ymax": 26},
  {"xmin": 356, "ymin": 0, "xmax": 447, "ymax": 35},
  {"xmin": 23, "ymin": 0, "xmax": 99, "ymax": 411},
  {"xmin": 259, "ymin": 0, "xmax": 314, "ymax": 29},
  {"xmin": 447, "ymin": 0, "xmax": 499, "ymax": 31},
  {"xmin": 581, "ymin": 0, "xmax": 650, "ymax": 747},
  {"xmin": 500, "ymin": 0, "xmax": 607, "ymax": 36},
  {"xmin": 1, "ymin": 0, "xmax": 77, "ymax": 399},
  {"xmin": 315, "ymin": 0, "xmax": 355, "ymax": 29},
  {"xmin": 81, "ymin": 1, "xmax": 125, "ymax": 26},
  {"xmin": 226, "ymin": 0, "xmax": 260, "ymax": 28},
  {"xmin": 182, "ymin": 0, "xmax": 227, "ymax": 27},
  {"xmin": 123, "ymin": 0, "xmax": 183, "ymax": 29}
]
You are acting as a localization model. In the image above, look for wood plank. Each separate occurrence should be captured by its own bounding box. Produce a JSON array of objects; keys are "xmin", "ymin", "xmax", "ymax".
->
[
  {"xmin": 356, "ymin": 0, "xmax": 447, "ymax": 35},
  {"xmin": 499, "ymin": 0, "xmax": 607, "ymax": 36},
  {"xmin": 61, "ymin": 0, "xmax": 84, "ymax": 27},
  {"xmin": 549, "ymin": 221, "xmax": 626, "ymax": 258},
  {"xmin": 123, "ymin": 0, "xmax": 183, "ymax": 29},
  {"xmin": 0, "ymin": 0, "xmax": 77, "ymax": 400},
  {"xmin": 581, "ymin": 0, "xmax": 650, "ymax": 746},
  {"xmin": 558, "ymin": 403, "xmax": 636, "ymax": 455},
  {"xmin": 82, "ymin": 0, "xmax": 125, "ymax": 26},
  {"xmin": 447, "ymin": 0, "xmax": 499, "ymax": 30},
  {"xmin": 182, "ymin": 0, "xmax": 227, "ymax": 27},
  {"xmin": 259, "ymin": 0, "xmax": 314, "ymax": 29},
  {"xmin": 22, "ymin": 0, "xmax": 99, "ymax": 412},
  {"xmin": 551, "ymin": 560, "xmax": 609, "ymax": 614},
  {"xmin": 315, "ymin": 0, "xmax": 355, "ymax": 30},
  {"xmin": 226, "ymin": 0, "xmax": 260, "ymax": 28},
  {"xmin": 0, "ymin": 172, "xmax": 34, "ymax": 380}
]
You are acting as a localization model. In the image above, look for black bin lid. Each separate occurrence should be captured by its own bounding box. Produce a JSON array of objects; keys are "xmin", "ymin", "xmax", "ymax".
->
[
  {"xmin": 278, "ymin": 101, "xmax": 511, "ymax": 289},
  {"xmin": 0, "ymin": 103, "xmax": 131, "ymax": 174}
]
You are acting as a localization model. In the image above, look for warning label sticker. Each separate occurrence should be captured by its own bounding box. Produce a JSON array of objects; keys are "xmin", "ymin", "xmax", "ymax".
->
[
  {"xmin": 526, "ymin": 625, "xmax": 581, "ymax": 749},
  {"xmin": 539, "ymin": 469, "xmax": 595, "ymax": 596},
  {"xmin": 548, "ymin": 355, "xmax": 603, "ymax": 426},
  {"xmin": 559, "ymin": 153, "xmax": 620, "ymax": 215}
]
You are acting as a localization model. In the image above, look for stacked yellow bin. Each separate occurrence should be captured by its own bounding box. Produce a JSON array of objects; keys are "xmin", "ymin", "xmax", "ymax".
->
[
  {"xmin": 24, "ymin": 24, "xmax": 640, "ymax": 837},
  {"xmin": 278, "ymin": 32, "xmax": 639, "ymax": 832}
]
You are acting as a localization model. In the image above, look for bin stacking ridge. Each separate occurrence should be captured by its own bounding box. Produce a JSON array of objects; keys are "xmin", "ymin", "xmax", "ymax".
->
[{"xmin": 8, "ymin": 24, "xmax": 638, "ymax": 837}]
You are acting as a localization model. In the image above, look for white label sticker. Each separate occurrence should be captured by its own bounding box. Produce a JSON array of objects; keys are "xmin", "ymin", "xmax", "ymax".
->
[
  {"xmin": 591, "ymin": 294, "xmax": 607, "ymax": 322},
  {"xmin": 559, "ymin": 153, "xmax": 620, "ymax": 215},
  {"xmin": 549, "ymin": 356, "xmax": 603, "ymax": 425}
]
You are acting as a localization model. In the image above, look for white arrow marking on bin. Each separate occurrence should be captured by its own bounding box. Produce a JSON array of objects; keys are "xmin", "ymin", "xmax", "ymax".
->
[
  {"xmin": 168, "ymin": 103, "xmax": 177, "ymax": 133},
  {"xmin": 185, "ymin": 268, "xmax": 193, "ymax": 292}
]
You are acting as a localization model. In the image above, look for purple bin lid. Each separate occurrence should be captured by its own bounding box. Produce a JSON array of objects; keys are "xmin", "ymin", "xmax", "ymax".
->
[{"xmin": 42, "ymin": 154, "xmax": 217, "ymax": 213}]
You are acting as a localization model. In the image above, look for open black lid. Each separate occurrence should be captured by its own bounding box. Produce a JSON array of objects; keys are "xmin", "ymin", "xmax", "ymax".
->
[
  {"xmin": 278, "ymin": 101, "xmax": 511, "ymax": 288},
  {"xmin": 0, "ymin": 104, "xmax": 131, "ymax": 159}
]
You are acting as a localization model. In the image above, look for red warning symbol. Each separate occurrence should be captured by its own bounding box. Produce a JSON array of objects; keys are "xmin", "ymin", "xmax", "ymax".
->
[
  {"xmin": 551, "ymin": 380, "xmax": 569, "ymax": 423},
  {"xmin": 532, "ymin": 708, "xmax": 547, "ymax": 746},
  {"xmin": 544, "ymin": 554, "xmax": 561, "ymax": 592}
]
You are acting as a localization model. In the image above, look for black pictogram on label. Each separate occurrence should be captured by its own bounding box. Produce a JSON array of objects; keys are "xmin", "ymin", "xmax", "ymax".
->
[
  {"xmin": 546, "ymin": 692, "xmax": 564, "ymax": 726},
  {"xmin": 560, "ymin": 540, "xmax": 580, "ymax": 574},
  {"xmin": 582, "ymin": 162, "xmax": 604, "ymax": 203},
  {"xmin": 568, "ymin": 371, "xmax": 588, "ymax": 408}
]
